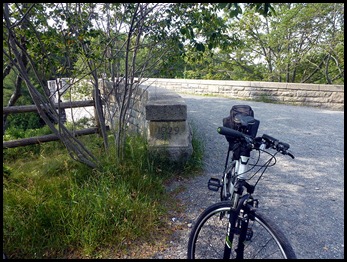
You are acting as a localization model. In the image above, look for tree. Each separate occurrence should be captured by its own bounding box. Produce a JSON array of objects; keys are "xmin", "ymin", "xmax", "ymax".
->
[
  {"xmin": 3, "ymin": 3, "xmax": 31, "ymax": 134},
  {"xmin": 226, "ymin": 3, "xmax": 344, "ymax": 83},
  {"xmin": 3, "ymin": 3, "xmax": 274, "ymax": 167},
  {"xmin": 4, "ymin": 3, "xmax": 98, "ymax": 168}
]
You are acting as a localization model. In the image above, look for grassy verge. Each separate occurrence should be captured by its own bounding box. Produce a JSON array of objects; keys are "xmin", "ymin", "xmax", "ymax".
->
[{"xmin": 3, "ymin": 129, "xmax": 203, "ymax": 259}]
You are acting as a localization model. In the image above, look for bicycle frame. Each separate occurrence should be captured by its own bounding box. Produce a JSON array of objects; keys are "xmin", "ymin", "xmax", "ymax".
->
[
  {"xmin": 222, "ymin": 142, "xmax": 259, "ymax": 259},
  {"xmin": 220, "ymin": 138, "xmax": 288, "ymax": 259},
  {"xmin": 222, "ymin": 142, "xmax": 252, "ymax": 210}
]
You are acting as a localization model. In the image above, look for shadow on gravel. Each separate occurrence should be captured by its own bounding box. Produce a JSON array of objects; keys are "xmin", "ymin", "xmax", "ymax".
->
[{"xmin": 179, "ymin": 95, "xmax": 344, "ymax": 259}]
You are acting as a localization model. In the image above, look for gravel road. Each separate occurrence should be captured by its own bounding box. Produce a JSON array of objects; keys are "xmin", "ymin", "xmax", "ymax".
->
[{"xmin": 150, "ymin": 93, "xmax": 344, "ymax": 259}]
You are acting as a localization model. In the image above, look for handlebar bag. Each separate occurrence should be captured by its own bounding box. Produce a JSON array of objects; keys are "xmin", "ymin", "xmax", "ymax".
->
[{"xmin": 223, "ymin": 105, "xmax": 259, "ymax": 144}]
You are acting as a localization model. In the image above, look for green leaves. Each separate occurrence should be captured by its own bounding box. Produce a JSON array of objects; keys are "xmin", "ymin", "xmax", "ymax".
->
[
  {"xmin": 195, "ymin": 43, "xmax": 205, "ymax": 52},
  {"xmin": 247, "ymin": 3, "xmax": 276, "ymax": 16}
]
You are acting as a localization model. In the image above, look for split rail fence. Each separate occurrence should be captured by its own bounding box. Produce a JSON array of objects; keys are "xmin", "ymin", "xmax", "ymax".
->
[{"xmin": 3, "ymin": 100, "xmax": 105, "ymax": 149}]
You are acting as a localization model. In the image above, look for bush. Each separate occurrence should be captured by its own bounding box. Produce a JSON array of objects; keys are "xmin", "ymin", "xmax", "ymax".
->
[
  {"xmin": 6, "ymin": 112, "xmax": 45, "ymax": 132},
  {"xmin": 3, "ymin": 131, "xmax": 203, "ymax": 258}
]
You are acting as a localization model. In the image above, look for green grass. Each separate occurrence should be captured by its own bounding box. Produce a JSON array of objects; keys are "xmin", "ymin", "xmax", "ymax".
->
[{"xmin": 3, "ymin": 129, "xmax": 203, "ymax": 259}]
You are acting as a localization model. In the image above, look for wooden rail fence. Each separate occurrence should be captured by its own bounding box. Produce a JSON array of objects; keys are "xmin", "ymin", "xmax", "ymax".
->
[{"xmin": 3, "ymin": 100, "xmax": 104, "ymax": 149}]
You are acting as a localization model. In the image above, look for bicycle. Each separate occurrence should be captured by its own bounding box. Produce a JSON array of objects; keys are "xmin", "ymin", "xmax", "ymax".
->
[{"xmin": 187, "ymin": 105, "xmax": 297, "ymax": 259}]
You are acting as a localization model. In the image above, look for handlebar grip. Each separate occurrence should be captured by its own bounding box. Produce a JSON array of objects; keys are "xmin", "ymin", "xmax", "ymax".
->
[
  {"xmin": 262, "ymin": 134, "xmax": 279, "ymax": 146},
  {"xmin": 217, "ymin": 126, "xmax": 244, "ymax": 139},
  {"xmin": 262, "ymin": 134, "xmax": 293, "ymax": 159}
]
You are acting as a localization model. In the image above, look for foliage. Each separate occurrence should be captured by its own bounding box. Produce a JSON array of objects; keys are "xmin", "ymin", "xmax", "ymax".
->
[
  {"xmin": 3, "ymin": 3, "xmax": 343, "ymax": 175},
  {"xmin": 3, "ymin": 131, "xmax": 203, "ymax": 259},
  {"xmin": 173, "ymin": 3, "xmax": 343, "ymax": 84},
  {"xmin": 219, "ymin": 3, "xmax": 344, "ymax": 84},
  {"xmin": 6, "ymin": 112, "xmax": 44, "ymax": 130},
  {"xmin": 2, "ymin": 3, "xmax": 277, "ymax": 168},
  {"xmin": 3, "ymin": 125, "xmax": 63, "ymax": 162},
  {"xmin": 3, "ymin": 69, "xmax": 45, "ymax": 131}
]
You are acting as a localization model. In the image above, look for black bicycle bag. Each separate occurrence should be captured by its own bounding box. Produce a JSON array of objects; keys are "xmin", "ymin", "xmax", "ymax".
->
[{"xmin": 222, "ymin": 105, "xmax": 260, "ymax": 144}]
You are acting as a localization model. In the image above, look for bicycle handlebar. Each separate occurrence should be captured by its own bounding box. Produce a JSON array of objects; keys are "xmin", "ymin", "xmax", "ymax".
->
[
  {"xmin": 217, "ymin": 126, "xmax": 294, "ymax": 159},
  {"xmin": 260, "ymin": 133, "xmax": 294, "ymax": 158},
  {"xmin": 217, "ymin": 126, "xmax": 253, "ymax": 144}
]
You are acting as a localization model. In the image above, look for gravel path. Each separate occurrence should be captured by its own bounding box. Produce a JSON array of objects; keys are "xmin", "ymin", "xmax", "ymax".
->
[{"xmin": 150, "ymin": 94, "xmax": 344, "ymax": 259}]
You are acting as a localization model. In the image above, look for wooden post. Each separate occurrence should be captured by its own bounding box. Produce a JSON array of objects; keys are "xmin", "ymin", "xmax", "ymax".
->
[
  {"xmin": 3, "ymin": 126, "xmax": 109, "ymax": 148},
  {"xmin": 3, "ymin": 100, "xmax": 95, "ymax": 114},
  {"xmin": 3, "ymin": 99, "xmax": 107, "ymax": 149}
]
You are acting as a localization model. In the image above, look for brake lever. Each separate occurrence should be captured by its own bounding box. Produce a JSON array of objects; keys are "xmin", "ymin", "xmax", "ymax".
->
[
  {"xmin": 286, "ymin": 151, "xmax": 295, "ymax": 159},
  {"xmin": 281, "ymin": 149, "xmax": 295, "ymax": 159}
]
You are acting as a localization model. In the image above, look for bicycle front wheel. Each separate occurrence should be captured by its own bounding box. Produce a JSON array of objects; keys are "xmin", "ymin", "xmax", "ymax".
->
[{"xmin": 187, "ymin": 201, "xmax": 296, "ymax": 259}]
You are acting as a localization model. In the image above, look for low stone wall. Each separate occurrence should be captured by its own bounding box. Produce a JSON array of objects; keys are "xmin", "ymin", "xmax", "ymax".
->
[
  {"xmin": 59, "ymin": 77, "xmax": 344, "ymax": 161},
  {"xmin": 143, "ymin": 78, "xmax": 344, "ymax": 110},
  {"xmin": 145, "ymin": 86, "xmax": 192, "ymax": 161},
  {"xmin": 102, "ymin": 81, "xmax": 192, "ymax": 162}
]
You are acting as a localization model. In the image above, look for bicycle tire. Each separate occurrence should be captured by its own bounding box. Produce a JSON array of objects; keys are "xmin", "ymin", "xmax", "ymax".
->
[{"xmin": 187, "ymin": 201, "xmax": 296, "ymax": 259}]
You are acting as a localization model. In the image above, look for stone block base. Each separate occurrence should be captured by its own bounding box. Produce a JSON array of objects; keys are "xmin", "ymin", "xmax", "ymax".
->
[{"xmin": 147, "ymin": 121, "xmax": 193, "ymax": 162}]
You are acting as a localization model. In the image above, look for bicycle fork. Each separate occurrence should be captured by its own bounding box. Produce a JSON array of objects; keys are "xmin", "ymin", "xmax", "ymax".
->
[
  {"xmin": 223, "ymin": 194, "xmax": 252, "ymax": 259},
  {"xmin": 223, "ymin": 210, "xmax": 238, "ymax": 259}
]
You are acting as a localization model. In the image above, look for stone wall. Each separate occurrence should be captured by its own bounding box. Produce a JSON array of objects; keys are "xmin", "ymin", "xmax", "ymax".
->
[
  {"xmin": 101, "ymin": 81, "xmax": 192, "ymax": 162},
  {"xmin": 143, "ymin": 78, "xmax": 344, "ymax": 110},
  {"xmin": 56, "ymin": 77, "xmax": 344, "ymax": 160}
]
